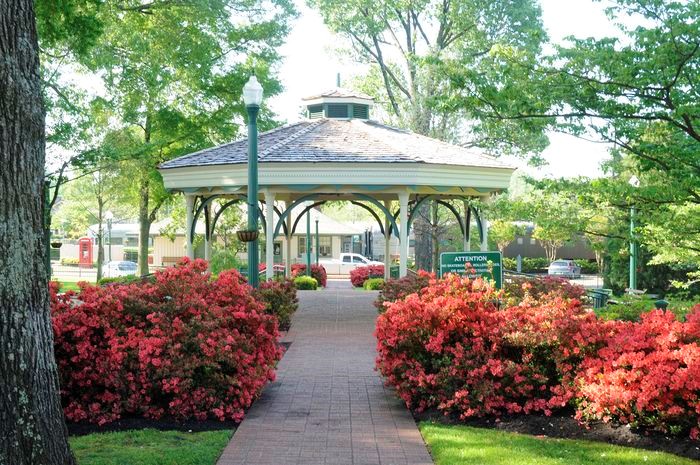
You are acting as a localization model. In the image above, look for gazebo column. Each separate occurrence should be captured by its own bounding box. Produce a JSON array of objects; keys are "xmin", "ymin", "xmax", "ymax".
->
[
  {"xmin": 285, "ymin": 201, "xmax": 293, "ymax": 278},
  {"xmin": 383, "ymin": 200, "xmax": 391, "ymax": 281},
  {"xmin": 203, "ymin": 204, "xmax": 212, "ymax": 263},
  {"xmin": 399, "ymin": 192, "xmax": 409, "ymax": 277},
  {"xmin": 480, "ymin": 216, "xmax": 489, "ymax": 252},
  {"xmin": 265, "ymin": 191, "xmax": 275, "ymax": 280},
  {"xmin": 463, "ymin": 200, "xmax": 471, "ymax": 252},
  {"xmin": 185, "ymin": 194, "xmax": 195, "ymax": 259}
]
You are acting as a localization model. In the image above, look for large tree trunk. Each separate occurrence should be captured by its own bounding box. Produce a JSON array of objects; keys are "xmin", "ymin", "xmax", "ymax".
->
[
  {"xmin": 0, "ymin": 1, "xmax": 77, "ymax": 464},
  {"xmin": 413, "ymin": 206, "xmax": 432, "ymax": 272}
]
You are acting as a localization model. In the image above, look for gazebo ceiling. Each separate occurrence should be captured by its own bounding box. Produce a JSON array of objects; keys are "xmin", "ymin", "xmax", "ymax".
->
[{"xmin": 158, "ymin": 118, "xmax": 515, "ymax": 199}]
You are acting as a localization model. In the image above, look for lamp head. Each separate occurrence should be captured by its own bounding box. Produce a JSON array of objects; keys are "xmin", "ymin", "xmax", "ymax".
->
[{"xmin": 242, "ymin": 75, "xmax": 264, "ymax": 107}]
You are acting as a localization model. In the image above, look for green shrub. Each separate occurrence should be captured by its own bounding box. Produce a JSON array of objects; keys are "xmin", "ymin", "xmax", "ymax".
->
[
  {"xmin": 210, "ymin": 249, "xmax": 243, "ymax": 275},
  {"xmin": 363, "ymin": 277, "xmax": 385, "ymax": 291},
  {"xmin": 293, "ymin": 276, "xmax": 318, "ymax": 290},
  {"xmin": 98, "ymin": 275, "xmax": 149, "ymax": 286},
  {"xmin": 503, "ymin": 257, "xmax": 516, "ymax": 270},
  {"xmin": 256, "ymin": 279, "xmax": 298, "ymax": 331},
  {"xmin": 596, "ymin": 295, "xmax": 696, "ymax": 321},
  {"xmin": 60, "ymin": 257, "xmax": 79, "ymax": 266},
  {"xmin": 574, "ymin": 259, "xmax": 599, "ymax": 274}
]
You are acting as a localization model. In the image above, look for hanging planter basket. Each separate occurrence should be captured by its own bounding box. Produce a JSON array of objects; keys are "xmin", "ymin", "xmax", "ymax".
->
[
  {"xmin": 50, "ymin": 241, "xmax": 63, "ymax": 249},
  {"xmin": 236, "ymin": 230, "xmax": 259, "ymax": 242}
]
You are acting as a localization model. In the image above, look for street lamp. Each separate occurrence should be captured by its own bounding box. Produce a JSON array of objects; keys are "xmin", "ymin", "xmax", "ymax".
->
[
  {"xmin": 105, "ymin": 211, "xmax": 114, "ymax": 263},
  {"xmin": 243, "ymin": 75, "xmax": 263, "ymax": 288},
  {"xmin": 629, "ymin": 175, "xmax": 640, "ymax": 292}
]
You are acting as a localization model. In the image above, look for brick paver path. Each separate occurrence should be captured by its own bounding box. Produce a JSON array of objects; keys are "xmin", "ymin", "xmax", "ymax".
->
[{"xmin": 217, "ymin": 285, "xmax": 433, "ymax": 465}]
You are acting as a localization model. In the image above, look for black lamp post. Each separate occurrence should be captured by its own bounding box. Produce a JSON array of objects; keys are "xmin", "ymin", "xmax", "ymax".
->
[{"xmin": 242, "ymin": 75, "xmax": 263, "ymax": 288}]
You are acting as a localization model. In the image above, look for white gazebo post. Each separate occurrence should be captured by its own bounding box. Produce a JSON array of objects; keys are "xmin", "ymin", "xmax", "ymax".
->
[
  {"xmin": 204, "ymin": 205, "xmax": 212, "ymax": 263},
  {"xmin": 383, "ymin": 200, "xmax": 391, "ymax": 281},
  {"xmin": 399, "ymin": 192, "xmax": 409, "ymax": 277},
  {"xmin": 285, "ymin": 201, "xmax": 293, "ymax": 278},
  {"xmin": 265, "ymin": 191, "xmax": 275, "ymax": 280},
  {"xmin": 480, "ymin": 217, "xmax": 489, "ymax": 252},
  {"xmin": 185, "ymin": 194, "xmax": 195, "ymax": 259}
]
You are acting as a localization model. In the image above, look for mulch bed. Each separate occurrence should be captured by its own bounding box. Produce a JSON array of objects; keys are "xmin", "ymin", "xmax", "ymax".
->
[
  {"xmin": 414, "ymin": 409, "xmax": 700, "ymax": 461},
  {"xmin": 67, "ymin": 417, "xmax": 239, "ymax": 436}
]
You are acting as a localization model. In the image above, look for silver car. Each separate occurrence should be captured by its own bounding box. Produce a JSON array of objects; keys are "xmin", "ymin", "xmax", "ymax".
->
[
  {"xmin": 104, "ymin": 260, "xmax": 138, "ymax": 278},
  {"xmin": 547, "ymin": 259, "xmax": 581, "ymax": 279}
]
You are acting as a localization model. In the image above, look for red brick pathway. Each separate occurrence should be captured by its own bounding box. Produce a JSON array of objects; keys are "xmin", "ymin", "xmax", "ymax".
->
[{"xmin": 216, "ymin": 286, "xmax": 433, "ymax": 465}]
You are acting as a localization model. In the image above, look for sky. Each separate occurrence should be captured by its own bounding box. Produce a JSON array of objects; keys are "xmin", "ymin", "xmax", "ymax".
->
[{"xmin": 267, "ymin": 0, "xmax": 621, "ymax": 179}]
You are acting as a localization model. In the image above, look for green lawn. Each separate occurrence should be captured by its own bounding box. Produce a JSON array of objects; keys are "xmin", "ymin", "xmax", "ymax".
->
[
  {"xmin": 420, "ymin": 422, "xmax": 695, "ymax": 465},
  {"xmin": 54, "ymin": 280, "xmax": 83, "ymax": 292},
  {"xmin": 69, "ymin": 429, "xmax": 232, "ymax": 465}
]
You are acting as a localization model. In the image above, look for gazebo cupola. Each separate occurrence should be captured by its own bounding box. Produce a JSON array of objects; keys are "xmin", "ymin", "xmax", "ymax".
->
[{"xmin": 302, "ymin": 88, "xmax": 374, "ymax": 120}]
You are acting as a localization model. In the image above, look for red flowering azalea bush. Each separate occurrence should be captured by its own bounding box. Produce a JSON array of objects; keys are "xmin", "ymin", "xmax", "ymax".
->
[
  {"xmin": 503, "ymin": 275, "xmax": 586, "ymax": 305},
  {"xmin": 375, "ymin": 274, "xmax": 607, "ymax": 419},
  {"xmin": 51, "ymin": 258, "xmax": 282, "ymax": 425},
  {"xmin": 256, "ymin": 278, "xmax": 298, "ymax": 331},
  {"xmin": 291, "ymin": 263, "xmax": 327, "ymax": 287},
  {"xmin": 350, "ymin": 264, "xmax": 384, "ymax": 287},
  {"xmin": 575, "ymin": 305, "xmax": 700, "ymax": 437},
  {"xmin": 374, "ymin": 270, "xmax": 432, "ymax": 312}
]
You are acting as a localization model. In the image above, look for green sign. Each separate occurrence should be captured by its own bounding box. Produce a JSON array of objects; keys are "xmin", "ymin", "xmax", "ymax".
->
[{"xmin": 439, "ymin": 251, "xmax": 503, "ymax": 289}]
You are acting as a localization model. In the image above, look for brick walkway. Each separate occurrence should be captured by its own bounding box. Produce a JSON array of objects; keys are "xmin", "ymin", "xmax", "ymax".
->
[{"xmin": 216, "ymin": 285, "xmax": 433, "ymax": 465}]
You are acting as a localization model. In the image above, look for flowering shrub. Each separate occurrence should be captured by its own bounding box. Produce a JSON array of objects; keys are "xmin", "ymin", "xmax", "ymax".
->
[
  {"xmin": 350, "ymin": 265, "xmax": 385, "ymax": 287},
  {"xmin": 256, "ymin": 279, "xmax": 298, "ymax": 331},
  {"xmin": 374, "ymin": 271, "xmax": 432, "ymax": 312},
  {"xmin": 51, "ymin": 258, "xmax": 282, "ymax": 425},
  {"xmin": 575, "ymin": 305, "xmax": 700, "ymax": 437},
  {"xmin": 291, "ymin": 264, "xmax": 327, "ymax": 287},
  {"xmin": 376, "ymin": 273, "xmax": 700, "ymax": 438},
  {"xmin": 376, "ymin": 274, "xmax": 605, "ymax": 419},
  {"xmin": 502, "ymin": 275, "xmax": 586, "ymax": 305}
]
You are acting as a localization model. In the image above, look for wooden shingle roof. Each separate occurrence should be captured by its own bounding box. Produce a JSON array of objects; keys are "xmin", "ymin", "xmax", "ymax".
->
[{"xmin": 159, "ymin": 119, "xmax": 512, "ymax": 170}]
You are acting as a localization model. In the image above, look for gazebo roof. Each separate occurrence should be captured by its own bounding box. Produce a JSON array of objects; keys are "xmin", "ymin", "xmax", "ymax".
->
[
  {"xmin": 301, "ymin": 87, "xmax": 374, "ymax": 101},
  {"xmin": 160, "ymin": 119, "xmax": 511, "ymax": 170}
]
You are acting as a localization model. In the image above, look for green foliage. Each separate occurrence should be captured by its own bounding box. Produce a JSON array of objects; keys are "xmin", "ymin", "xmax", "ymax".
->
[
  {"xmin": 574, "ymin": 259, "xmax": 598, "ymax": 275},
  {"xmin": 68, "ymin": 429, "xmax": 232, "ymax": 465},
  {"xmin": 256, "ymin": 279, "xmax": 298, "ymax": 331},
  {"xmin": 97, "ymin": 275, "xmax": 152, "ymax": 286},
  {"xmin": 293, "ymin": 276, "xmax": 318, "ymax": 290},
  {"xmin": 595, "ymin": 296, "xmax": 695, "ymax": 323},
  {"xmin": 419, "ymin": 423, "xmax": 696, "ymax": 465},
  {"xmin": 210, "ymin": 249, "xmax": 243, "ymax": 276},
  {"xmin": 488, "ymin": 220, "xmax": 524, "ymax": 254},
  {"xmin": 363, "ymin": 277, "xmax": 385, "ymax": 291}
]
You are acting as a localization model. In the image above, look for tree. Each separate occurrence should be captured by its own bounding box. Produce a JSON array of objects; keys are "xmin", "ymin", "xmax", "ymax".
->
[
  {"xmin": 311, "ymin": 0, "xmax": 549, "ymax": 270},
  {"xmin": 488, "ymin": 220, "xmax": 523, "ymax": 254},
  {"xmin": 83, "ymin": 0, "xmax": 295, "ymax": 275},
  {"xmin": 470, "ymin": 0, "xmax": 700, "ymax": 271},
  {"xmin": 0, "ymin": 0, "xmax": 76, "ymax": 463}
]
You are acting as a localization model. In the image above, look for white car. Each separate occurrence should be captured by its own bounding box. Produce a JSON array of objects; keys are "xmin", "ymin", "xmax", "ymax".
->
[
  {"xmin": 319, "ymin": 253, "xmax": 383, "ymax": 275},
  {"xmin": 104, "ymin": 260, "xmax": 138, "ymax": 278},
  {"xmin": 547, "ymin": 259, "xmax": 581, "ymax": 279}
]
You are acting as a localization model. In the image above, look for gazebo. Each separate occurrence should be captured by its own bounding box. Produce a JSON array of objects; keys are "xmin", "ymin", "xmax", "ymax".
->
[{"xmin": 158, "ymin": 88, "xmax": 515, "ymax": 280}]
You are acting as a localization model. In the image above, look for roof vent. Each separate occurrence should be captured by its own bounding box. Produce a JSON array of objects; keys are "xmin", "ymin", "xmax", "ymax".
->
[{"xmin": 302, "ymin": 87, "xmax": 373, "ymax": 120}]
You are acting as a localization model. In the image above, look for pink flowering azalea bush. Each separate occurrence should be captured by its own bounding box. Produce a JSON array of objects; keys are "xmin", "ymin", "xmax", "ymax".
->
[
  {"xmin": 375, "ymin": 273, "xmax": 700, "ymax": 438},
  {"xmin": 350, "ymin": 265, "xmax": 385, "ymax": 287},
  {"xmin": 51, "ymin": 258, "xmax": 282, "ymax": 425},
  {"xmin": 575, "ymin": 305, "xmax": 700, "ymax": 438},
  {"xmin": 291, "ymin": 263, "xmax": 327, "ymax": 287}
]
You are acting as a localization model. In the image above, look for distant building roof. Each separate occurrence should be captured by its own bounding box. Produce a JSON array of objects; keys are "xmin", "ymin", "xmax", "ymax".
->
[{"xmin": 160, "ymin": 119, "xmax": 512, "ymax": 170}]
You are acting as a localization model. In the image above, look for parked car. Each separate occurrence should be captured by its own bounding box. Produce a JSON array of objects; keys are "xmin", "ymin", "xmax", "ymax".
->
[
  {"xmin": 320, "ymin": 253, "xmax": 383, "ymax": 275},
  {"xmin": 104, "ymin": 260, "xmax": 138, "ymax": 278},
  {"xmin": 547, "ymin": 259, "xmax": 581, "ymax": 278}
]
